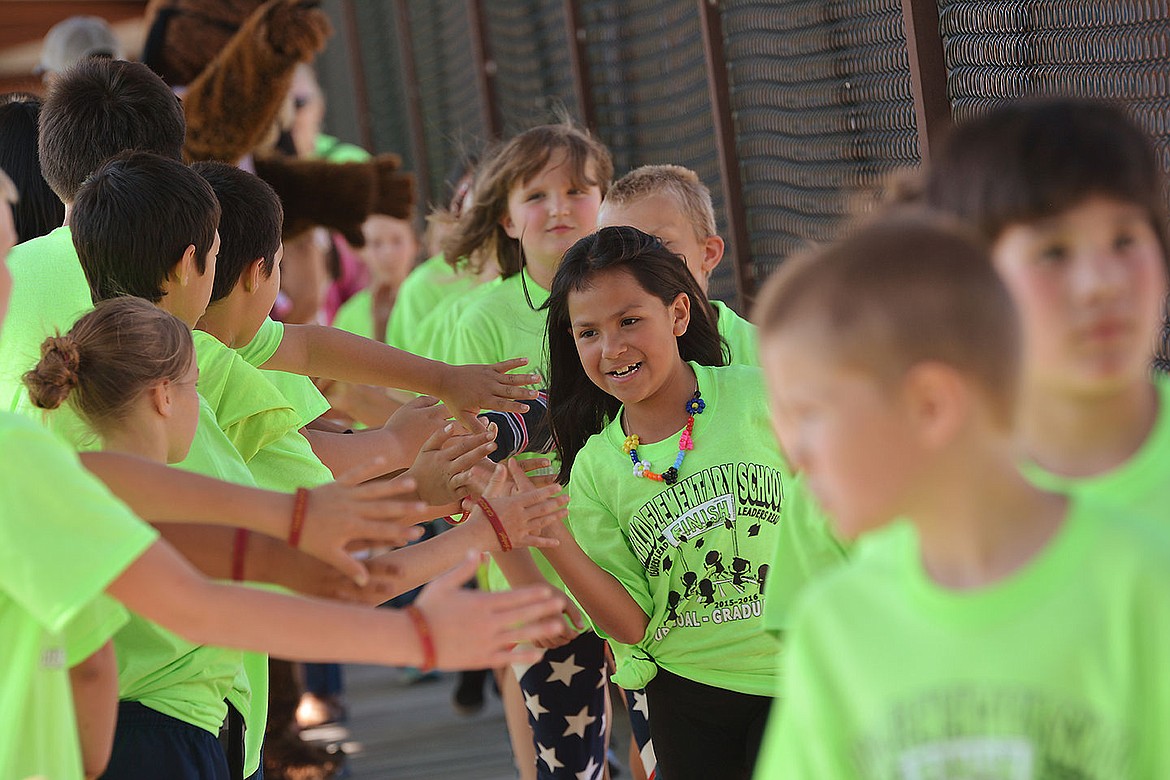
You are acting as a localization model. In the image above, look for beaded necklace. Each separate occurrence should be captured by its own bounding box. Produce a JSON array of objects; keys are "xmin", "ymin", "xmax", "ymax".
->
[{"xmin": 622, "ymin": 389, "xmax": 705, "ymax": 486}]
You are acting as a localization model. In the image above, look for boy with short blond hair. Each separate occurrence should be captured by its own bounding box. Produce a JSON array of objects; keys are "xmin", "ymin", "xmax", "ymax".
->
[
  {"xmin": 751, "ymin": 209, "xmax": 1170, "ymax": 778},
  {"xmin": 597, "ymin": 163, "xmax": 757, "ymax": 364}
]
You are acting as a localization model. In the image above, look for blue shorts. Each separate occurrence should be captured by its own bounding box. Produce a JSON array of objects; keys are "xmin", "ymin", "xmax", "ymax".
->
[{"xmin": 102, "ymin": 701, "xmax": 230, "ymax": 780}]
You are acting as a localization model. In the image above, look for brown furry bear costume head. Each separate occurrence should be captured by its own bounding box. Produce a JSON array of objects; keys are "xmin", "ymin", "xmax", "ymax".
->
[{"xmin": 142, "ymin": 0, "xmax": 412, "ymax": 247}]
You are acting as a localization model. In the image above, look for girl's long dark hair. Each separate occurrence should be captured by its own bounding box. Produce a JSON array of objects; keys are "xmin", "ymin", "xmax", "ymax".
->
[{"xmin": 546, "ymin": 226, "xmax": 726, "ymax": 484}]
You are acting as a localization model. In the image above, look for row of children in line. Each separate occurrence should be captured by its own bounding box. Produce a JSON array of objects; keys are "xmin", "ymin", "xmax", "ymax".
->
[
  {"xmin": 4, "ymin": 53, "xmax": 1170, "ymax": 780},
  {"xmin": 0, "ymin": 57, "xmax": 572, "ymax": 780}
]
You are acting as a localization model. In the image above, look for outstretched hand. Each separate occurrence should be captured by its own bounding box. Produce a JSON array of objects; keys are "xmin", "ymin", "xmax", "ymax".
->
[
  {"xmin": 406, "ymin": 422, "xmax": 497, "ymax": 506},
  {"xmin": 437, "ymin": 358, "xmax": 540, "ymax": 432},
  {"xmin": 381, "ymin": 394, "xmax": 450, "ymax": 466},
  {"xmin": 413, "ymin": 552, "xmax": 567, "ymax": 669},
  {"xmin": 465, "ymin": 461, "xmax": 568, "ymax": 551},
  {"xmin": 301, "ymin": 458, "xmax": 429, "ymax": 584}
]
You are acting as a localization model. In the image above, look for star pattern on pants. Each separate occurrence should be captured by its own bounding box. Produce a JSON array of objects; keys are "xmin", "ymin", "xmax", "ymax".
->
[
  {"xmin": 525, "ymin": 690, "xmax": 549, "ymax": 719},
  {"xmin": 562, "ymin": 704, "xmax": 597, "ymax": 738},
  {"xmin": 632, "ymin": 689, "xmax": 650, "ymax": 719},
  {"xmin": 538, "ymin": 741, "xmax": 565, "ymax": 771},
  {"xmin": 576, "ymin": 755, "xmax": 603, "ymax": 780},
  {"xmin": 546, "ymin": 653, "xmax": 585, "ymax": 686}
]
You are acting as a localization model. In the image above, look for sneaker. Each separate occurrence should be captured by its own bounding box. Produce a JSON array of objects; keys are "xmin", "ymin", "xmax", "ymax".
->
[{"xmin": 452, "ymin": 668, "xmax": 489, "ymax": 716}]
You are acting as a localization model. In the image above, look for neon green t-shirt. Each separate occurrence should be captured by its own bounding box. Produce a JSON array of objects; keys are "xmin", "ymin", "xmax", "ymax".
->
[
  {"xmin": 567, "ymin": 363, "xmax": 829, "ymax": 695},
  {"xmin": 0, "ymin": 413, "xmax": 157, "ymax": 780},
  {"xmin": 195, "ymin": 328, "xmax": 336, "ymax": 774},
  {"xmin": 332, "ymin": 287, "xmax": 379, "ymax": 341},
  {"xmin": 237, "ymin": 317, "xmax": 332, "ymax": 427},
  {"xmin": 422, "ymin": 276, "xmax": 501, "ymax": 362},
  {"xmin": 1024, "ymin": 376, "xmax": 1170, "ymax": 523},
  {"xmin": 386, "ymin": 253, "xmax": 476, "ymax": 353},
  {"xmin": 711, "ymin": 299, "xmax": 759, "ymax": 367},
  {"xmin": 0, "ymin": 227, "xmax": 100, "ymax": 447},
  {"xmin": 754, "ymin": 499, "xmax": 1170, "ymax": 779},
  {"xmin": 116, "ymin": 388, "xmax": 256, "ymax": 738}
]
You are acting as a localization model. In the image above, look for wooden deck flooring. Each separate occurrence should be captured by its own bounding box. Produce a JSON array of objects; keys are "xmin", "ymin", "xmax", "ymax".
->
[{"xmin": 300, "ymin": 665, "xmax": 634, "ymax": 779}]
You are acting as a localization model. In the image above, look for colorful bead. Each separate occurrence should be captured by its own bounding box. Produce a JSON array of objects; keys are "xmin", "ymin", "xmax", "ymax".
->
[{"xmin": 626, "ymin": 389, "xmax": 704, "ymax": 485}]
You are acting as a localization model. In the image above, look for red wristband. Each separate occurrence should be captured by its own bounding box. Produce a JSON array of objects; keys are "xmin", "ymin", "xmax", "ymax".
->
[
  {"xmin": 231, "ymin": 528, "xmax": 250, "ymax": 582},
  {"xmin": 405, "ymin": 604, "xmax": 436, "ymax": 673},
  {"xmin": 476, "ymin": 496, "xmax": 512, "ymax": 552},
  {"xmin": 288, "ymin": 487, "xmax": 310, "ymax": 548}
]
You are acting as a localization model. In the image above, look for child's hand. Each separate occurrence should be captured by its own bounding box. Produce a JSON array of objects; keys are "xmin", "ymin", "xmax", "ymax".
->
[
  {"xmin": 381, "ymin": 394, "xmax": 450, "ymax": 461},
  {"xmin": 412, "ymin": 552, "xmax": 568, "ymax": 669},
  {"xmin": 303, "ymin": 460, "xmax": 430, "ymax": 584},
  {"xmin": 465, "ymin": 455, "xmax": 551, "ymax": 497},
  {"xmin": 436, "ymin": 358, "xmax": 541, "ymax": 432},
  {"xmin": 533, "ymin": 601, "xmax": 588, "ymax": 650},
  {"xmin": 298, "ymin": 553, "xmax": 402, "ymax": 606},
  {"xmin": 467, "ymin": 461, "xmax": 568, "ymax": 551},
  {"xmin": 405, "ymin": 423, "xmax": 497, "ymax": 505}
]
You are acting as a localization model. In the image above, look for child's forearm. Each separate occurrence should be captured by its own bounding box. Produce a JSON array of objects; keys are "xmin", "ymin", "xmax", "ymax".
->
[
  {"xmin": 269, "ymin": 323, "xmax": 449, "ymax": 395},
  {"xmin": 301, "ymin": 427, "xmax": 413, "ymax": 475},
  {"xmin": 540, "ymin": 521, "xmax": 649, "ymax": 645},
  {"xmin": 360, "ymin": 521, "xmax": 499, "ymax": 599},
  {"xmin": 80, "ymin": 452, "xmax": 288, "ymax": 537},
  {"xmin": 70, "ymin": 641, "xmax": 118, "ymax": 780}
]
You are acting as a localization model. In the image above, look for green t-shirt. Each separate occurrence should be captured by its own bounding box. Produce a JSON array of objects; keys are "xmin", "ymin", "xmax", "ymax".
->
[
  {"xmin": 754, "ymin": 500, "xmax": 1170, "ymax": 779},
  {"xmin": 711, "ymin": 299, "xmax": 759, "ymax": 367},
  {"xmin": 0, "ymin": 413, "xmax": 157, "ymax": 780},
  {"xmin": 386, "ymin": 253, "xmax": 476, "ymax": 354},
  {"xmin": 195, "ymin": 328, "xmax": 335, "ymax": 774},
  {"xmin": 117, "ymin": 381, "xmax": 259, "ymax": 737},
  {"xmin": 0, "ymin": 227, "xmax": 100, "ymax": 447},
  {"xmin": 423, "ymin": 277, "xmax": 501, "ymax": 363},
  {"xmin": 332, "ymin": 287, "xmax": 379, "ymax": 341},
  {"xmin": 237, "ymin": 317, "xmax": 332, "ymax": 428},
  {"xmin": 1024, "ymin": 375, "xmax": 1170, "ymax": 524},
  {"xmin": 567, "ymin": 362, "xmax": 828, "ymax": 695}
]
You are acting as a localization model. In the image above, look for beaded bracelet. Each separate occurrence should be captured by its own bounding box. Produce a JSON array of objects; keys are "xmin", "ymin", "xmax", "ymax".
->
[
  {"xmin": 231, "ymin": 528, "xmax": 250, "ymax": 582},
  {"xmin": 287, "ymin": 487, "xmax": 310, "ymax": 548},
  {"xmin": 475, "ymin": 496, "xmax": 513, "ymax": 552},
  {"xmin": 405, "ymin": 604, "xmax": 437, "ymax": 673}
]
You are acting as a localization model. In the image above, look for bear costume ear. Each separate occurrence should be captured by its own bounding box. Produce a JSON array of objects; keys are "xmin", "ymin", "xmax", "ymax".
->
[
  {"xmin": 182, "ymin": 0, "xmax": 332, "ymax": 164},
  {"xmin": 370, "ymin": 154, "xmax": 416, "ymax": 222},
  {"xmin": 143, "ymin": 0, "xmax": 266, "ymax": 87},
  {"xmin": 257, "ymin": 156, "xmax": 377, "ymax": 247}
]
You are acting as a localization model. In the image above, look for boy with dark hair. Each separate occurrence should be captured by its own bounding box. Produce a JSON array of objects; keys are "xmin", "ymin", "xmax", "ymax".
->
[
  {"xmin": 0, "ymin": 58, "xmax": 186, "ymax": 438},
  {"xmin": 751, "ymin": 210, "xmax": 1170, "ymax": 777}
]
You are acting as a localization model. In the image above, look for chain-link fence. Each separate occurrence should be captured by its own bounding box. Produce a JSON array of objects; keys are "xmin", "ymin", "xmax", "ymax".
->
[{"xmin": 318, "ymin": 0, "xmax": 1170, "ymax": 311}]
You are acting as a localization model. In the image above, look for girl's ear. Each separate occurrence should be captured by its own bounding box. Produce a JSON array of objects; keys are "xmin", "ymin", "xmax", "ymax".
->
[
  {"xmin": 670, "ymin": 292, "xmax": 692, "ymax": 337},
  {"xmin": 149, "ymin": 380, "xmax": 173, "ymax": 418},
  {"xmin": 500, "ymin": 211, "xmax": 520, "ymax": 240}
]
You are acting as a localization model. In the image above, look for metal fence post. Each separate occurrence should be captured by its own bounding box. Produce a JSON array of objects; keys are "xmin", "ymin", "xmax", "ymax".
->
[
  {"xmin": 698, "ymin": 0, "xmax": 754, "ymax": 307},
  {"xmin": 900, "ymin": 0, "xmax": 951, "ymax": 161},
  {"xmin": 393, "ymin": 0, "xmax": 432, "ymax": 209}
]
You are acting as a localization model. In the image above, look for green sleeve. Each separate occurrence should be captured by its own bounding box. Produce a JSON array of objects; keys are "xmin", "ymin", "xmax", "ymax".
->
[
  {"xmin": 235, "ymin": 317, "xmax": 284, "ymax": 368},
  {"xmin": 62, "ymin": 595, "xmax": 129, "ymax": 667},
  {"xmin": 446, "ymin": 302, "xmax": 504, "ymax": 368}
]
